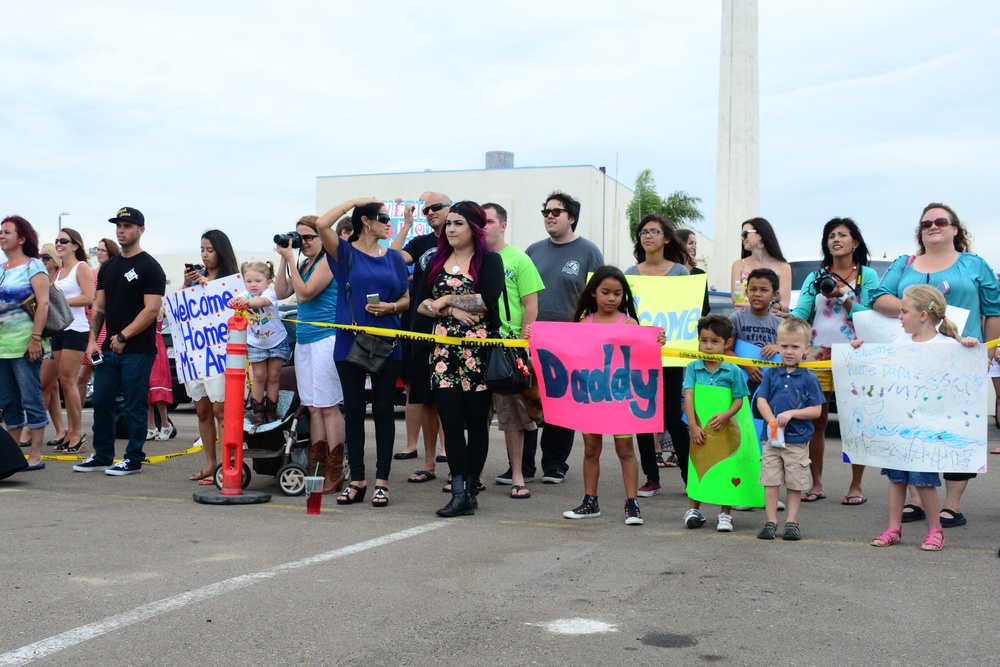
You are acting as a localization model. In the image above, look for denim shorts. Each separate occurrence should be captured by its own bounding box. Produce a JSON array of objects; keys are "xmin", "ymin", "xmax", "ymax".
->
[
  {"xmin": 881, "ymin": 468, "xmax": 941, "ymax": 487},
  {"xmin": 247, "ymin": 338, "xmax": 291, "ymax": 364}
]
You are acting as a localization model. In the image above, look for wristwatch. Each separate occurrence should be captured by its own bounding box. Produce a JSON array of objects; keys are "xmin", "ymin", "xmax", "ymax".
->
[
  {"xmin": 116, "ymin": 333, "xmax": 127, "ymax": 344},
  {"xmin": 836, "ymin": 294, "xmax": 849, "ymax": 304}
]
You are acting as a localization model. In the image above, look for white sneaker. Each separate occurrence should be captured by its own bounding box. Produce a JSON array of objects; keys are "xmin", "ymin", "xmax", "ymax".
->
[
  {"xmin": 778, "ymin": 500, "xmax": 786, "ymax": 511},
  {"xmin": 193, "ymin": 437, "xmax": 203, "ymax": 447},
  {"xmin": 717, "ymin": 513, "xmax": 734, "ymax": 532},
  {"xmin": 155, "ymin": 424, "xmax": 175, "ymax": 441},
  {"xmin": 683, "ymin": 508, "xmax": 706, "ymax": 529},
  {"xmin": 732, "ymin": 506, "xmax": 754, "ymax": 511}
]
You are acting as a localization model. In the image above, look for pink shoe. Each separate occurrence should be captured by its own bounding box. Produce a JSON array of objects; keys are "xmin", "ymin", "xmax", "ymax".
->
[
  {"xmin": 870, "ymin": 527, "xmax": 901, "ymax": 547},
  {"xmin": 637, "ymin": 480, "xmax": 662, "ymax": 497}
]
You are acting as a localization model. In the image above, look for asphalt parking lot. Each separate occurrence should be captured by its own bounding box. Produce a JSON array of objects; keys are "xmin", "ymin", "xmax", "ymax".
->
[{"xmin": 4, "ymin": 407, "xmax": 1000, "ymax": 666}]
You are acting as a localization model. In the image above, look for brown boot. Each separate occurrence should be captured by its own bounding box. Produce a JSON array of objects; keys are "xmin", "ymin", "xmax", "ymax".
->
[
  {"xmin": 324, "ymin": 443, "xmax": 345, "ymax": 493},
  {"xmin": 264, "ymin": 396, "xmax": 279, "ymax": 423},
  {"xmin": 307, "ymin": 439, "xmax": 328, "ymax": 481},
  {"xmin": 250, "ymin": 398, "xmax": 266, "ymax": 427}
]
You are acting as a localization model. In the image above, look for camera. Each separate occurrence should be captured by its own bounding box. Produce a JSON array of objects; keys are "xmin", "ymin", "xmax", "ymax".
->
[
  {"xmin": 812, "ymin": 270, "xmax": 838, "ymax": 296},
  {"xmin": 273, "ymin": 232, "xmax": 302, "ymax": 249}
]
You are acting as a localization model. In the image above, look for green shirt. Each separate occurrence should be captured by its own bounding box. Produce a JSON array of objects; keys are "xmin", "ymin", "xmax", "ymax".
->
[{"xmin": 498, "ymin": 244, "xmax": 545, "ymax": 337}]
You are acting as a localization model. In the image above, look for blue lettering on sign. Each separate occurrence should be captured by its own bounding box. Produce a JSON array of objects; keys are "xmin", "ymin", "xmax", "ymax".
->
[
  {"xmin": 538, "ymin": 344, "xmax": 660, "ymax": 419},
  {"xmin": 634, "ymin": 301, "xmax": 700, "ymax": 341},
  {"xmin": 166, "ymin": 289, "xmax": 236, "ymax": 324}
]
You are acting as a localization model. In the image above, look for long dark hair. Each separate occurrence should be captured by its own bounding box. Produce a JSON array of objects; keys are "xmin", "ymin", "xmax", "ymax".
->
[
  {"xmin": 1, "ymin": 215, "xmax": 39, "ymax": 258},
  {"xmin": 348, "ymin": 202, "xmax": 384, "ymax": 243},
  {"xmin": 740, "ymin": 217, "xmax": 787, "ymax": 262},
  {"xmin": 60, "ymin": 227, "xmax": 89, "ymax": 262},
  {"xmin": 633, "ymin": 214, "xmax": 690, "ymax": 265},
  {"xmin": 571, "ymin": 265, "xmax": 638, "ymax": 323},
  {"xmin": 820, "ymin": 217, "xmax": 870, "ymax": 269},
  {"xmin": 426, "ymin": 201, "xmax": 489, "ymax": 288},
  {"xmin": 202, "ymin": 229, "xmax": 239, "ymax": 277},
  {"xmin": 675, "ymin": 228, "xmax": 698, "ymax": 268}
]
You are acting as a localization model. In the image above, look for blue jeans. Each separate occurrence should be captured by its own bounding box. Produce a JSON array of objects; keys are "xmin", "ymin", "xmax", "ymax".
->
[
  {"xmin": 92, "ymin": 351, "xmax": 154, "ymax": 464},
  {"xmin": 0, "ymin": 356, "xmax": 48, "ymax": 430}
]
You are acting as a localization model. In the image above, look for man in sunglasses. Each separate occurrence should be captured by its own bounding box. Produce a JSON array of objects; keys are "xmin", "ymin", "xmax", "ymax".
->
[
  {"xmin": 390, "ymin": 192, "xmax": 451, "ymax": 480},
  {"xmin": 524, "ymin": 191, "xmax": 604, "ymax": 484}
]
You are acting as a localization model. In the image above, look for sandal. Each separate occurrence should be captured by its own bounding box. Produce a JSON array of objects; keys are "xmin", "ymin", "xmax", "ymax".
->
[
  {"xmin": 371, "ymin": 486, "xmax": 389, "ymax": 508},
  {"xmin": 407, "ymin": 470, "xmax": 436, "ymax": 483},
  {"xmin": 664, "ymin": 452, "xmax": 679, "ymax": 467},
  {"xmin": 336, "ymin": 484, "xmax": 367, "ymax": 505},
  {"xmin": 870, "ymin": 527, "xmax": 901, "ymax": 547},
  {"xmin": 655, "ymin": 452, "xmax": 667, "ymax": 468},
  {"xmin": 189, "ymin": 469, "xmax": 213, "ymax": 482},
  {"xmin": 57, "ymin": 436, "xmax": 87, "ymax": 453},
  {"xmin": 510, "ymin": 485, "xmax": 531, "ymax": 499},
  {"xmin": 901, "ymin": 503, "xmax": 925, "ymax": 523},
  {"xmin": 920, "ymin": 527, "xmax": 945, "ymax": 551}
]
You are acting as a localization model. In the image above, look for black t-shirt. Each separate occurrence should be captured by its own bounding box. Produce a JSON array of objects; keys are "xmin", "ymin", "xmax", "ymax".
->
[
  {"xmin": 97, "ymin": 251, "xmax": 167, "ymax": 355},
  {"xmin": 403, "ymin": 232, "xmax": 442, "ymax": 334}
]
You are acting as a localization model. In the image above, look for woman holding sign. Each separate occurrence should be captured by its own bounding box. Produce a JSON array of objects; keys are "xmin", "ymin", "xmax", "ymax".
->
[
  {"xmin": 870, "ymin": 203, "xmax": 1000, "ymax": 527},
  {"xmin": 625, "ymin": 214, "xmax": 692, "ymax": 497},
  {"xmin": 790, "ymin": 218, "xmax": 878, "ymax": 506},
  {"xmin": 182, "ymin": 229, "xmax": 240, "ymax": 484},
  {"xmin": 317, "ymin": 198, "xmax": 409, "ymax": 508}
]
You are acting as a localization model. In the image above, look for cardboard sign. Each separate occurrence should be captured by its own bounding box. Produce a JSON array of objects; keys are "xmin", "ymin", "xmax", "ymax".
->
[
  {"xmin": 623, "ymin": 274, "xmax": 708, "ymax": 368},
  {"xmin": 164, "ymin": 274, "xmax": 241, "ymax": 382}
]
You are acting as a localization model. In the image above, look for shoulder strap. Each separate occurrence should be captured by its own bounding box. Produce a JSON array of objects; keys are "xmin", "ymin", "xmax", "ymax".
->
[
  {"xmin": 345, "ymin": 244, "xmax": 358, "ymax": 326},
  {"xmin": 500, "ymin": 280, "xmax": 513, "ymax": 337}
]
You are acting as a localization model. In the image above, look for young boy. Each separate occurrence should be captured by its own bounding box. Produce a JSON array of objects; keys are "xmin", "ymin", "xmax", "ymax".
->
[
  {"xmin": 754, "ymin": 317, "xmax": 825, "ymax": 541},
  {"xmin": 729, "ymin": 267, "xmax": 783, "ymax": 396},
  {"xmin": 682, "ymin": 315, "xmax": 750, "ymax": 532}
]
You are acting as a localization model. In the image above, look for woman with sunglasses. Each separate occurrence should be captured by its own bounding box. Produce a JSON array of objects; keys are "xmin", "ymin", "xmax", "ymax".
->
[
  {"xmin": 731, "ymin": 218, "xmax": 792, "ymax": 312},
  {"xmin": 76, "ymin": 238, "xmax": 119, "ymax": 406},
  {"xmin": 316, "ymin": 198, "xmax": 409, "ymax": 508},
  {"xmin": 43, "ymin": 229, "xmax": 95, "ymax": 453},
  {"xmin": 34, "ymin": 244, "xmax": 67, "ymax": 448},
  {"xmin": 625, "ymin": 215, "xmax": 693, "ymax": 498},
  {"xmin": 870, "ymin": 203, "xmax": 1000, "ymax": 529},
  {"xmin": 789, "ymin": 218, "xmax": 878, "ymax": 506},
  {"xmin": 275, "ymin": 215, "xmax": 347, "ymax": 495}
]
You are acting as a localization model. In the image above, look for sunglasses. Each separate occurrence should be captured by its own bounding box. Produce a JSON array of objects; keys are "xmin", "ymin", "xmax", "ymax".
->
[
  {"xmin": 299, "ymin": 233, "xmax": 319, "ymax": 242},
  {"xmin": 375, "ymin": 213, "xmax": 392, "ymax": 224},
  {"xmin": 541, "ymin": 208, "xmax": 568, "ymax": 217},
  {"xmin": 741, "ymin": 229, "xmax": 757, "ymax": 240},
  {"xmin": 422, "ymin": 203, "xmax": 449, "ymax": 216},
  {"xmin": 919, "ymin": 218, "xmax": 952, "ymax": 230},
  {"xmin": 54, "ymin": 238, "xmax": 73, "ymax": 245},
  {"xmin": 40, "ymin": 254, "xmax": 52, "ymax": 261}
]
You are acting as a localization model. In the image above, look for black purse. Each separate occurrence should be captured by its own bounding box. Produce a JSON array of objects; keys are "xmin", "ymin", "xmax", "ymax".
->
[
  {"xmin": 484, "ymin": 283, "xmax": 532, "ymax": 395},
  {"xmin": 344, "ymin": 245, "xmax": 396, "ymax": 373}
]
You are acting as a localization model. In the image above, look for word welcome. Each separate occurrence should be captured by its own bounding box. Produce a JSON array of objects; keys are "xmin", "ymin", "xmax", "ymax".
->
[
  {"xmin": 623, "ymin": 273, "xmax": 707, "ymax": 367},
  {"xmin": 164, "ymin": 274, "xmax": 240, "ymax": 383}
]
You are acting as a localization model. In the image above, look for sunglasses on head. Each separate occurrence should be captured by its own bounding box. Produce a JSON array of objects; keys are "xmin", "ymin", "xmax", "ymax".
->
[
  {"xmin": 741, "ymin": 229, "xmax": 757, "ymax": 239},
  {"xmin": 54, "ymin": 238, "xmax": 73, "ymax": 245},
  {"xmin": 422, "ymin": 203, "xmax": 449, "ymax": 216},
  {"xmin": 541, "ymin": 208, "xmax": 568, "ymax": 217},
  {"xmin": 919, "ymin": 218, "xmax": 952, "ymax": 229}
]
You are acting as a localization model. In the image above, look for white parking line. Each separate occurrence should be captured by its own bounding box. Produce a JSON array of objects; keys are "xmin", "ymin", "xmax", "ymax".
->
[{"xmin": 0, "ymin": 521, "xmax": 449, "ymax": 667}]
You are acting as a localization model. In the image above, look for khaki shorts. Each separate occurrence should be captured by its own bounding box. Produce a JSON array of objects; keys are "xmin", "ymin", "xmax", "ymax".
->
[
  {"xmin": 489, "ymin": 392, "xmax": 538, "ymax": 432},
  {"xmin": 760, "ymin": 442, "xmax": 811, "ymax": 491}
]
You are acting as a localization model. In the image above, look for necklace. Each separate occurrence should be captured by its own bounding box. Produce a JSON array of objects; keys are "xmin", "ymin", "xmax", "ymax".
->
[{"xmin": 450, "ymin": 252, "xmax": 473, "ymax": 273}]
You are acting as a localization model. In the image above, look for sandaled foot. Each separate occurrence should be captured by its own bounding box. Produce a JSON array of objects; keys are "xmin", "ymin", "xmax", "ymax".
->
[
  {"xmin": 920, "ymin": 528, "xmax": 944, "ymax": 551},
  {"xmin": 336, "ymin": 484, "xmax": 367, "ymax": 505},
  {"xmin": 901, "ymin": 503, "xmax": 925, "ymax": 523},
  {"xmin": 407, "ymin": 469, "xmax": 436, "ymax": 483},
  {"xmin": 841, "ymin": 495, "xmax": 867, "ymax": 506},
  {"xmin": 871, "ymin": 527, "xmax": 901, "ymax": 547},
  {"xmin": 655, "ymin": 452, "xmax": 667, "ymax": 468},
  {"xmin": 801, "ymin": 491, "xmax": 826, "ymax": 502},
  {"xmin": 371, "ymin": 486, "xmax": 389, "ymax": 507},
  {"xmin": 510, "ymin": 485, "xmax": 531, "ymax": 499},
  {"xmin": 189, "ymin": 468, "xmax": 213, "ymax": 482},
  {"xmin": 664, "ymin": 452, "xmax": 679, "ymax": 467}
]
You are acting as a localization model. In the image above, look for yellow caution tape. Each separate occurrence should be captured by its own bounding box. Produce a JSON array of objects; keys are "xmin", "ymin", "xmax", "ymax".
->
[{"xmin": 38, "ymin": 444, "xmax": 204, "ymax": 464}]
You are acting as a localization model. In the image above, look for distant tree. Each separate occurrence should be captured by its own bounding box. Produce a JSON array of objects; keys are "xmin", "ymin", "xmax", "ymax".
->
[{"xmin": 627, "ymin": 169, "xmax": 704, "ymax": 238}]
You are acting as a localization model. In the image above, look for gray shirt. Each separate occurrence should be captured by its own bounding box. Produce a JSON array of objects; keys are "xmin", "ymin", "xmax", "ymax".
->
[
  {"xmin": 525, "ymin": 236, "xmax": 604, "ymax": 322},
  {"xmin": 624, "ymin": 263, "xmax": 689, "ymax": 276},
  {"xmin": 729, "ymin": 308, "xmax": 783, "ymax": 347}
]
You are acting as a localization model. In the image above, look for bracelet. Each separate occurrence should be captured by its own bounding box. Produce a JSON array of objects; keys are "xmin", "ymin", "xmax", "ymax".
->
[
  {"xmin": 30, "ymin": 333, "xmax": 41, "ymax": 340},
  {"xmin": 392, "ymin": 302, "xmax": 397, "ymax": 314}
]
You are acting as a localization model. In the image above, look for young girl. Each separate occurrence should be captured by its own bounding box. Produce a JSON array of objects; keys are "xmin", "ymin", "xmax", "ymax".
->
[
  {"xmin": 228, "ymin": 261, "xmax": 290, "ymax": 426},
  {"xmin": 147, "ymin": 304, "xmax": 174, "ymax": 440},
  {"xmin": 853, "ymin": 284, "xmax": 978, "ymax": 552},
  {"xmin": 561, "ymin": 266, "xmax": 664, "ymax": 526}
]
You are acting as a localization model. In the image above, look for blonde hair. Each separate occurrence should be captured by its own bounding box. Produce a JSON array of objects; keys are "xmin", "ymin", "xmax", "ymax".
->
[
  {"xmin": 902, "ymin": 284, "xmax": 961, "ymax": 340},
  {"xmin": 241, "ymin": 260, "xmax": 275, "ymax": 283},
  {"xmin": 777, "ymin": 316, "xmax": 811, "ymax": 342},
  {"xmin": 41, "ymin": 243, "xmax": 62, "ymax": 269}
]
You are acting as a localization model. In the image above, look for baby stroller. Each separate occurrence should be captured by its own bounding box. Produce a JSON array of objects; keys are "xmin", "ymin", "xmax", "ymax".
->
[{"xmin": 212, "ymin": 366, "xmax": 311, "ymax": 495}]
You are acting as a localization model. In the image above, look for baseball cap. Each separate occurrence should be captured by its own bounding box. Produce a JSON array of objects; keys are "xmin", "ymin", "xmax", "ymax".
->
[{"xmin": 108, "ymin": 207, "xmax": 145, "ymax": 226}]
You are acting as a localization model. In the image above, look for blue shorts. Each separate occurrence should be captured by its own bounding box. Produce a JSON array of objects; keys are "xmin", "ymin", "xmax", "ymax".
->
[
  {"xmin": 247, "ymin": 339, "xmax": 291, "ymax": 364},
  {"xmin": 881, "ymin": 468, "xmax": 941, "ymax": 487}
]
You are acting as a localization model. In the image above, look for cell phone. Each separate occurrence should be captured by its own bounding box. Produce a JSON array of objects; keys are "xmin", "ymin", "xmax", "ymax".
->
[
  {"xmin": 90, "ymin": 351, "xmax": 103, "ymax": 365},
  {"xmin": 366, "ymin": 294, "xmax": 380, "ymax": 305}
]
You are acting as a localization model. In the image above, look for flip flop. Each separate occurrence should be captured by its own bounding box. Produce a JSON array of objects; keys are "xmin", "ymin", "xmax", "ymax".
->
[
  {"xmin": 801, "ymin": 492, "xmax": 826, "ymax": 502},
  {"xmin": 407, "ymin": 470, "xmax": 437, "ymax": 483},
  {"xmin": 841, "ymin": 495, "xmax": 867, "ymax": 506},
  {"xmin": 189, "ymin": 469, "xmax": 213, "ymax": 482},
  {"xmin": 510, "ymin": 485, "xmax": 531, "ymax": 499},
  {"xmin": 198, "ymin": 477, "xmax": 215, "ymax": 486},
  {"xmin": 991, "ymin": 447, "xmax": 1000, "ymax": 455}
]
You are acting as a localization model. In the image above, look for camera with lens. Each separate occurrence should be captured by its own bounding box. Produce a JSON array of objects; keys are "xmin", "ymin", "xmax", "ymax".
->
[
  {"xmin": 812, "ymin": 269, "xmax": 839, "ymax": 296},
  {"xmin": 273, "ymin": 232, "xmax": 302, "ymax": 249}
]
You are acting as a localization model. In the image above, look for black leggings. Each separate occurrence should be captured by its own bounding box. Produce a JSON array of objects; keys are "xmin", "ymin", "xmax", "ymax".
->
[
  {"xmin": 336, "ymin": 359, "xmax": 400, "ymax": 482},
  {"xmin": 433, "ymin": 387, "xmax": 492, "ymax": 479},
  {"xmin": 636, "ymin": 367, "xmax": 690, "ymax": 484}
]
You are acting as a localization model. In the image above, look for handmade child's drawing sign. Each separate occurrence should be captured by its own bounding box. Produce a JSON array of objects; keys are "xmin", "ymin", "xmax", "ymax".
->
[
  {"xmin": 529, "ymin": 322, "xmax": 663, "ymax": 435},
  {"xmin": 686, "ymin": 385, "xmax": 765, "ymax": 507},
  {"xmin": 164, "ymin": 274, "xmax": 240, "ymax": 383},
  {"xmin": 831, "ymin": 342, "xmax": 988, "ymax": 473}
]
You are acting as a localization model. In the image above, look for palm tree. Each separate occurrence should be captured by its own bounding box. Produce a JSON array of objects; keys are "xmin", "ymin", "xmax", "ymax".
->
[{"xmin": 627, "ymin": 169, "xmax": 704, "ymax": 238}]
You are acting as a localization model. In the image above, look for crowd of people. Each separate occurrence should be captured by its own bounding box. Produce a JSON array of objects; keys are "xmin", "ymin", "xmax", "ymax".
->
[{"xmin": 2, "ymin": 199, "xmax": 998, "ymax": 547}]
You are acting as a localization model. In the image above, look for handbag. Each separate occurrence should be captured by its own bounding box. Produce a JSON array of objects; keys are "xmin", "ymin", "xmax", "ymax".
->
[
  {"xmin": 484, "ymin": 283, "xmax": 532, "ymax": 395},
  {"xmin": 11, "ymin": 266, "xmax": 73, "ymax": 338},
  {"xmin": 344, "ymin": 245, "xmax": 396, "ymax": 373}
]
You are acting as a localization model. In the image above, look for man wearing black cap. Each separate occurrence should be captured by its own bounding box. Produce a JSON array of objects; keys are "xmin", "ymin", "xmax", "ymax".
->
[{"xmin": 74, "ymin": 207, "xmax": 166, "ymax": 475}]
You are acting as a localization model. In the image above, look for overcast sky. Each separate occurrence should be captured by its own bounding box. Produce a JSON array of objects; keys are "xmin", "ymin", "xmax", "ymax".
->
[{"xmin": 3, "ymin": 1, "xmax": 999, "ymax": 268}]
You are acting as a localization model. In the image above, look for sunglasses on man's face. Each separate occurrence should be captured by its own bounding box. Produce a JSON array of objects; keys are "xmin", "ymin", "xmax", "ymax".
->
[
  {"xmin": 541, "ymin": 208, "xmax": 568, "ymax": 218},
  {"xmin": 422, "ymin": 203, "xmax": 449, "ymax": 216},
  {"xmin": 919, "ymin": 218, "xmax": 952, "ymax": 230}
]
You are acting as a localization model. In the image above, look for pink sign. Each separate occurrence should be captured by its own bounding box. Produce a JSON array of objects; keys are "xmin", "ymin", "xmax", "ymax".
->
[{"xmin": 529, "ymin": 322, "xmax": 663, "ymax": 435}]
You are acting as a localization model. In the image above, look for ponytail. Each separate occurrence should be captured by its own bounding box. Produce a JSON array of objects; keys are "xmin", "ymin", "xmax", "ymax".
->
[{"xmin": 937, "ymin": 315, "xmax": 961, "ymax": 342}]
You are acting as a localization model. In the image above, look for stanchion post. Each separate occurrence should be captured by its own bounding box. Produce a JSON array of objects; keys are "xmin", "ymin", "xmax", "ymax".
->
[{"xmin": 221, "ymin": 314, "xmax": 248, "ymax": 495}]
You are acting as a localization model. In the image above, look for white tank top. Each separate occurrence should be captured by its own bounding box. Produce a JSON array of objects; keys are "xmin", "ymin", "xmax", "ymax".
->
[{"xmin": 55, "ymin": 261, "xmax": 90, "ymax": 332}]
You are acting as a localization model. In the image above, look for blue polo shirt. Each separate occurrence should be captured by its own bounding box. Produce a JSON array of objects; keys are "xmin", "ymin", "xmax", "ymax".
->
[
  {"xmin": 683, "ymin": 360, "xmax": 750, "ymax": 398},
  {"xmin": 756, "ymin": 366, "xmax": 825, "ymax": 444}
]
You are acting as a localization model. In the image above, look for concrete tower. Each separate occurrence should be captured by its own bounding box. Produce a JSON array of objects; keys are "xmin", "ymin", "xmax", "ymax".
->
[{"xmin": 712, "ymin": 0, "xmax": 760, "ymax": 292}]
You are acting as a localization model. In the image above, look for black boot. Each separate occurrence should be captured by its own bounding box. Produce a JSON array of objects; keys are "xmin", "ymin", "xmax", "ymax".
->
[
  {"xmin": 468, "ymin": 475, "xmax": 481, "ymax": 510},
  {"xmin": 437, "ymin": 475, "xmax": 474, "ymax": 517}
]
